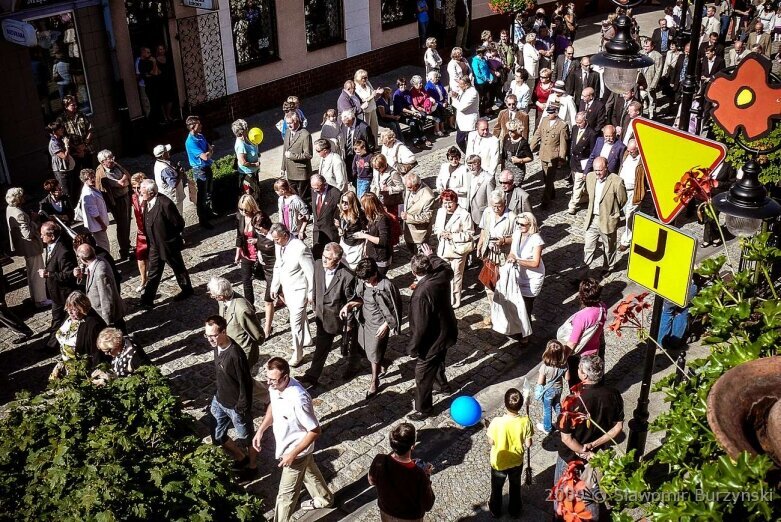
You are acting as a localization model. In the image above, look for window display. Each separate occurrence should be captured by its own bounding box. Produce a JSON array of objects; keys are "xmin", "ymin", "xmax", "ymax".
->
[
  {"xmin": 28, "ymin": 12, "xmax": 92, "ymax": 120},
  {"xmin": 304, "ymin": 0, "xmax": 344, "ymax": 51},
  {"xmin": 381, "ymin": 0, "xmax": 417, "ymax": 30},
  {"xmin": 229, "ymin": 0, "xmax": 279, "ymax": 69}
]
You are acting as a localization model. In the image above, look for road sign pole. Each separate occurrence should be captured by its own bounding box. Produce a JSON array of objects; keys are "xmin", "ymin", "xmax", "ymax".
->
[{"xmin": 626, "ymin": 293, "xmax": 664, "ymax": 460}]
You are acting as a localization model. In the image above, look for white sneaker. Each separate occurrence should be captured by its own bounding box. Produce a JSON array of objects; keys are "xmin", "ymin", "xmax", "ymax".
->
[
  {"xmin": 536, "ymin": 422, "xmax": 550, "ymax": 435},
  {"xmin": 135, "ymin": 284, "xmax": 146, "ymax": 293}
]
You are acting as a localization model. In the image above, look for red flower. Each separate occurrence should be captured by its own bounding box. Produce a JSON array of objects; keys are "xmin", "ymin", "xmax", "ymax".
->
[
  {"xmin": 705, "ymin": 55, "xmax": 781, "ymax": 141},
  {"xmin": 550, "ymin": 460, "xmax": 594, "ymax": 522},
  {"xmin": 609, "ymin": 292, "xmax": 651, "ymax": 338},
  {"xmin": 673, "ymin": 167, "xmax": 718, "ymax": 206}
]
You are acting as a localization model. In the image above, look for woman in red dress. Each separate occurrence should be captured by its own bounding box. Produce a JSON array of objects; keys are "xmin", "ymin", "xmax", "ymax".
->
[
  {"xmin": 532, "ymin": 68, "xmax": 554, "ymax": 129},
  {"xmin": 130, "ymin": 173, "xmax": 149, "ymax": 293}
]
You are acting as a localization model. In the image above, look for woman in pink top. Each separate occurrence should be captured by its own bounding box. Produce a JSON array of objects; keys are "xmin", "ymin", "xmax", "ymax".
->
[{"xmin": 566, "ymin": 278, "xmax": 607, "ymax": 387}]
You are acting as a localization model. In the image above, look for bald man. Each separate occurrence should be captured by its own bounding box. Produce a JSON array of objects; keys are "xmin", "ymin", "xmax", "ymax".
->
[
  {"xmin": 578, "ymin": 87, "xmax": 606, "ymax": 132},
  {"xmin": 75, "ymin": 243, "xmax": 125, "ymax": 330}
]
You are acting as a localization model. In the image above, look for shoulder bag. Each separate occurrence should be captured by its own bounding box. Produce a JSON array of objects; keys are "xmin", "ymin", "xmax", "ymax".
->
[
  {"xmin": 393, "ymin": 144, "xmax": 418, "ymax": 175},
  {"xmin": 556, "ymin": 306, "xmax": 605, "ymax": 355}
]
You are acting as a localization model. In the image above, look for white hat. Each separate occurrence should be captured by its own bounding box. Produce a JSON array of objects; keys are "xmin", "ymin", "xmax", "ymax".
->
[
  {"xmin": 153, "ymin": 144, "xmax": 171, "ymax": 157},
  {"xmin": 553, "ymin": 80, "xmax": 566, "ymax": 93}
]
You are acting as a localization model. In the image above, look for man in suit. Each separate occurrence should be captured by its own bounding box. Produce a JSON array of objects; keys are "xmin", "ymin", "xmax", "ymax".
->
[
  {"xmin": 406, "ymin": 246, "xmax": 458, "ymax": 421},
  {"xmin": 726, "ymin": 39, "xmax": 750, "ymax": 67},
  {"xmin": 747, "ymin": 20, "xmax": 771, "ymax": 57},
  {"xmin": 606, "ymin": 88, "xmax": 639, "ymax": 130},
  {"xmin": 401, "ymin": 172, "xmax": 436, "ymax": 257},
  {"xmin": 567, "ymin": 112, "xmax": 598, "ymax": 215},
  {"xmin": 696, "ymin": 32, "xmax": 724, "ymax": 62},
  {"xmin": 336, "ymin": 80, "xmax": 364, "ymax": 120},
  {"xmin": 139, "ymin": 179, "xmax": 193, "ymax": 309},
  {"xmin": 578, "ymin": 88, "xmax": 606, "ymax": 133},
  {"xmin": 451, "ymin": 77, "xmax": 480, "ymax": 152},
  {"xmin": 340, "ymin": 108, "xmax": 375, "ymax": 177},
  {"xmin": 565, "ymin": 56, "xmax": 601, "ymax": 104},
  {"xmin": 76, "ymin": 243, "xmax": 125, "ymax": 331},
  {"xmin": 492, "ymin": 94, "xmax": 530, "ymax": 142},
  {"xmin": 39, "ymin": 221, "xmax": 76, "ymax": 329},
  {"xmin": 620, "ymin": 101, "xmax": 642, "ymax": 144},
  {"xmin": 298, "ymin": 243, "xmax": 357, "ymax": 390},
  {"xmin": 639, "ymin": 38, "xmax": 664, "ymax": 119},
  {"xmin": 698, "ymin": 45, "xmax": 726, "ymax": 83},
  {"xmin": 466, "ymin": 118, "xmax": 501, "ymax": 183},
  {"xmin": 701, "ymin": 6, "xmax": 721, "ymax": 40},
  {"xmin": 651, "ymin": 18, "xmax": 676, "ymax": 56},
  {"xmin": 581, "ymin": 156, "xmax": 628, "ymax": 279},
  {"xmin": 671, "ymin": 43, "xmax": 691, "ymax": 98},
  {"xmin": 552, "ymin": 46, "xmax": 577, "ymax": 87},
  {"xmin": 498, "ymin": 169, "xmax": 531, "ymax": 215},
  {"xmin": 530, "ymin": 105, "xmax": 570, "ymax": 208},
  {"xmin": 584, "ymin": 125, "xmax": 626, "ymax": 176},
  {"xmin": 270, "ymin": 223, "xmax": 314, "ymax": 367},
  {"xmin": 282, "ymin": 112, "xmax": 313, "ymax": 202},
  {"xmin": 207, "ymin": 276, "xmax": 265, "ymax": 370},
  {"xmin": 616, "ymin": 140, "xmax": 646, "ymax": 252},
  {"xmin": 310, "ymin": 174, "xmax": 341, "ymax": 260},
  {"xmin": 467, "ymin": 155, "xmax": 496, "ymax": 227},
  {"xmin": 314, "ymin": 139, "xmax": 347, "ymax": 192}
]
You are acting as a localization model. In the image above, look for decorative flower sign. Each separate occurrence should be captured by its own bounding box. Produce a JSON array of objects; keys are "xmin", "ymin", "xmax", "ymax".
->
[{"xmin": 705, "ymin": 55, "xmax": 781, "ymax": 142}]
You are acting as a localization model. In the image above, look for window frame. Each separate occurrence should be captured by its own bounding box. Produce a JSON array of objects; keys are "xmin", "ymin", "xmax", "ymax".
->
[
  {"xmin": 228, "ymin": 0, "xmax": 281, "ymax": 70},
  {"xmin": 380, "ymin": 0, "xmax": 418, "ymax": 31}
]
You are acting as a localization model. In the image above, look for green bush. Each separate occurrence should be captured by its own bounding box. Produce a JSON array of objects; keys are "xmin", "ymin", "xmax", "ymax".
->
[
  {"xmin": 0, "ymin": 362, "xmax": 262, "ymax": 521},
  {"xmin": 711, "ymin": 125, "xmax": 781, "ymax": 185},
  {"xmin": 188, "ymin": 154, "xmax": 241, "ymax": 213}
]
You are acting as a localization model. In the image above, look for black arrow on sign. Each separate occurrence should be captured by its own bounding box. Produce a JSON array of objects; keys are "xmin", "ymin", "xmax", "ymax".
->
[{"xmin": 633, "ymin": 229, "xmax": 668, "ymax": 289}]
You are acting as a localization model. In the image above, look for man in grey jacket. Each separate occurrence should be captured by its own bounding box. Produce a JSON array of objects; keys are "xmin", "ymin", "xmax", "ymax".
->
[{"xmin": 76, "ymin": 243, "xmax": 125, "ymax": 331}]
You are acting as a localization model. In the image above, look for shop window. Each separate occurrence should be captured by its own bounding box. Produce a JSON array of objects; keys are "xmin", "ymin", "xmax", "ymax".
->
[
  {"xmin": 381, "ymin": 0, "xmax": 417, "ymax": 30},
  {"xmin": 229, "ymin": 0, "xmax": 279, "ymax": 69},
  {"xmin": 27, "ymin": 12, "xmax": 92, "ymax": 120},
  {"xmin": 304, "ymin": 0, "xmax": 344, "ymax": 51}
]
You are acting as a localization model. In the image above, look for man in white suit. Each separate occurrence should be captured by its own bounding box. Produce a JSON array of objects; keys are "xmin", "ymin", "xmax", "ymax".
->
[
  {"xmin": 466, "ymin": 118, "xmax": 501, "ymax": 184},
  {"xmin": 315, "ymin": 139, "xmax": 348, "ymax": 192},
  {"xmin": 451, "ymin": 76, "xmax": 479, "ymax": 152},
  {"xmin": 270, "ymin": 223, "xmax": 315, "ymax": 367}
]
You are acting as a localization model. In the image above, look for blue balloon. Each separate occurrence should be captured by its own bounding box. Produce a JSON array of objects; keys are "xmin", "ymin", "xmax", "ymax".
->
[{"xmin": 450, "ymin": 396, "xmax": 482, "ymax": 427}]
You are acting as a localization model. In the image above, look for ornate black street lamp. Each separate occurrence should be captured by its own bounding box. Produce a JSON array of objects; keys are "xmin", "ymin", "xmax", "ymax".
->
[
  {"xmin": 714, "ymin": 159, "xmax": 781, "ymax": 237},
  {"xmin": 590, "ymin": 8, "xmax": 653, "ymax": 94}
]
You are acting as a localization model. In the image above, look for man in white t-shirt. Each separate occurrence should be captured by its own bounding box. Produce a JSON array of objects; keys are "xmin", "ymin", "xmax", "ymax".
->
[
  {"xmin": 617, "ymin": 140, "xmax": 645, "ymax": 251},
  {"xmin": 252, "ymin": 357, "xmax": 333, "ymax": 521}
]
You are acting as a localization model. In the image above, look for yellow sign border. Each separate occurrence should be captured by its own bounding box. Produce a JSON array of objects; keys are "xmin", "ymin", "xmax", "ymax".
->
[{"xmin": 627, "ymin": 213, "xmax": 697, "ymax": 307}]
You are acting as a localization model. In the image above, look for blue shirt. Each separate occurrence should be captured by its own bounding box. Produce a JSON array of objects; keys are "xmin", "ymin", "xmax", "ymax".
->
[
  {"xmin": 185, "ymin": 133, "xmax": 212, "ymax": 168},
  {"xmin": 417, "ymin": 0, "xmax": 429, "ymax": 23},
  {"xmin": 234, "ymin": 138, "xmax": 259, "ymax": 174},
  {"xmin": 392, "ymin": 89, "xmax": 413, "ymax": 115}
]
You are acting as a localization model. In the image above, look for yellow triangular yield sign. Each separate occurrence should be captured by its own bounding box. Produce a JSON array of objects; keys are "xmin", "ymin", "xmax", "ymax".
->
[{"xmin": 632, "ymin": 118, "xmax": 727, "ymax": 224}]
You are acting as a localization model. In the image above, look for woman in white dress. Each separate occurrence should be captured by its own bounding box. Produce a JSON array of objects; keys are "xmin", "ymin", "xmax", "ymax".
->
[
  {"xmin": 433, "ymin": 189, "xmax": 473, "ymax": 308},
  {"xmin": 423, "ymin": 37, "xmax": 443, "ymax": 76},
  {"xmin": 506, "ymin": 211, "xmax": 545, "ymax": 322},
  {"xmin": 435, "ymin": 146, "xmax": 470, "ymax": 209},
  {"xmin": 337, "ymin": 191, "xmax": 367, "ymax": 269},
  {"xmin": 447, "ymin": 47, "xmax": 472, "ymax": 96},
  {"xmin": 379, "ymin": 129, "xmax": 416, "ymax": 173},
  {"xmin": 522, "ymin": 33, "xmax": 540, "ymax": 91},
  {"xmin": 354, "ymin": 69, "xmax": 382, "ymax": 139}
]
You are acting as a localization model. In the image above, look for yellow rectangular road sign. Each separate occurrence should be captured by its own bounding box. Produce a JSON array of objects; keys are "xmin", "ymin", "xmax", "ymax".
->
[{"xmin": 627, "ymin": 213, "xmax": 697, "ymax": 307}]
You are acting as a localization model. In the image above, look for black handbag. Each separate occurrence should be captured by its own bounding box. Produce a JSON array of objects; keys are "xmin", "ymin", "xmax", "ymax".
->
[{"xmin": 340, "ymin": 313, "xmax": 358, "ymax": 357}]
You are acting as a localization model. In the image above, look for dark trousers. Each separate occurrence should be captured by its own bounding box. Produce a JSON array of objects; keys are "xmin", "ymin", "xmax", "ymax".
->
[
  {"xmin": 456, "ymin": 130, "xmax": 468, "ymax": 152},
  {"xmin": 194, "ymin": 167, "xmax": 214, "ymax": 224},
  {"xmin": 290, "ymin": 179, "xmax": 311, "ymax": 202},
  {"xmin": 414, "ymin": 349, "xmax": 448, "ymax": 413},
  {"xmin": 111, "ymin": 193, "xmax": 132, "ymax": 257},
  {"xmin": 54, "ymin": 169, "xmax": 79, "ymax": 207},
  {"xmin": 400, "ymin": 115, "xmax": 425, "ymax": 142},
  {"xmin": 475, "ymin": 82, "xmax": 490, "ymax": 116},
  {"xmin": 540, "ymin": 160, "xmax": 558, "ymax": 204},
  {"xmin": 50, "ymin": 301, "xmax": 66, "ymax": 329},
  {"xmin": 1, "ymin": 305, "xmax": 33, "ymax": 336},
  {"xmin": 489, "ymin": 465, "xmax": 523, "ymax": 517},
  {"xmin": 522, "ymin": 295, "xmax": 535, "ymax": 317},
  {"xmin": 239, "ymin": 258, "xmax": 263, "ymax": 306},
  {"xmin": 141, "ymin": 248, "xmax": 192, "ymax": 305},
  {"xmin": 305, "ymin": 318, "xmax": 359, "ymax": 381}
]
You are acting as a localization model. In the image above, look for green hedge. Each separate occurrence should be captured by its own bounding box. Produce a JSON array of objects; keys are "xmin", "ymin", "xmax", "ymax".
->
[{"xmin": 0, "ymin": 362, "xmax": 262, "ymax": 521}]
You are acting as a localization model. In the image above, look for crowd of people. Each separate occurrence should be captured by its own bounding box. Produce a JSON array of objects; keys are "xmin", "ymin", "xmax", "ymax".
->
[{"xmin": 3, "ymin": 1, "xmax": 779, "ymax": 520}]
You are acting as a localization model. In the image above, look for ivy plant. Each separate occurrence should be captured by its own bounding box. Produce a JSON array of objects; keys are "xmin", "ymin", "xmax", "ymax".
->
[
  {"xmin": 0, "ymin": 362, "xmax": 262, "ymax": 521},
  {"xmin": 591, "ymin": 233, "xmax": 780, "ymax": 520}
]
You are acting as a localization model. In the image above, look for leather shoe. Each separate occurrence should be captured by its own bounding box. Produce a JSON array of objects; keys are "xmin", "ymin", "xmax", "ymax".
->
[
  {"xmin": 139, "ymin": 300, "xmax": 155, "ymax": 311},
  {"xmin": 173, "ymin": 288, "xmax": 194, "ymax": 301},
  {"xmin": 407, "ymin": 411, "xmax": 430, "ymax": 421}
]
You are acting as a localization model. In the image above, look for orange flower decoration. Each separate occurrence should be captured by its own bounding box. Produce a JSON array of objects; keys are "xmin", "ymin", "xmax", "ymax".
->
[
  {"xmin": 550, "ymin": 460, "xmax": 594, "ymax": 522},
  {"xmin": 608, "ymin": 292, "xmax": 651, "ymax": 338},
  {"xmin": 673, "ymin": 167, "xmax": 717, "ymax": 206},
  {"xmin": 705, "ymin": 55, "xmax": 781, "ymax": 141}
]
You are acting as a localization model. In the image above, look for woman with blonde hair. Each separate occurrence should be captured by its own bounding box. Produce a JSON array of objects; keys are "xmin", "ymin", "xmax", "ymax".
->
[
  {"xmin": 506, "ymin": 211, "xmax": 545, "ymax": 319},
  {"xmin": 338, "ymin": 191, "xmax": 367, "ymax": 269},
  {"xmin": 234, "ymin": 194, "xmax": 265, "ymax": 306},
  {"xmin": 5, "ymin": 187, "xmax": 47, "ymax": 308},
  {"xmin": 379, "ymin": 129, "xmax": 416, "ymax": 174},
  {"xmin": 355, "ymin": 193, "xmax": 393, "ymax": 277},
  {"xmin": 423, "ymin": 36, "xmax": 442, "ymax": 76},
  {"xmin": 522, "ymin": 33, "xmax": 540, "ymax": 91},
  {"xmin": 130, "ymin": 173, "xmax": 149, "ymax": 293},
  {"xmin": 50, "ymin": 291, "xmax": 106, "ymax": 380},
  {"xmin": 354, "ymin": 69, "xmax": 382, "ymax": 139},
  {"xmin": 447, "ymin": 47, "xmax": 472, "ymax": 95},
  {"xmin": 95, "ymin": 327, "xmax": 151, "ymax": 379},
  {"xmin": 273, "ymin": 178, "xmax": 309, "ymax": 240}
]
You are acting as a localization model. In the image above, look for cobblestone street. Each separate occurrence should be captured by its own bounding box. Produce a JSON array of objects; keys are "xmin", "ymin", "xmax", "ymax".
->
[{"xmin": 1, "ymin": 7, "xmax": 739, "ymax": 519}]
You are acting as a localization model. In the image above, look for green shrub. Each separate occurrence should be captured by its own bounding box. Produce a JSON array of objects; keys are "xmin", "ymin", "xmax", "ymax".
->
[{"xmin": 0, "ymin": 362, "xmax": 262, "ymax": 521}]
